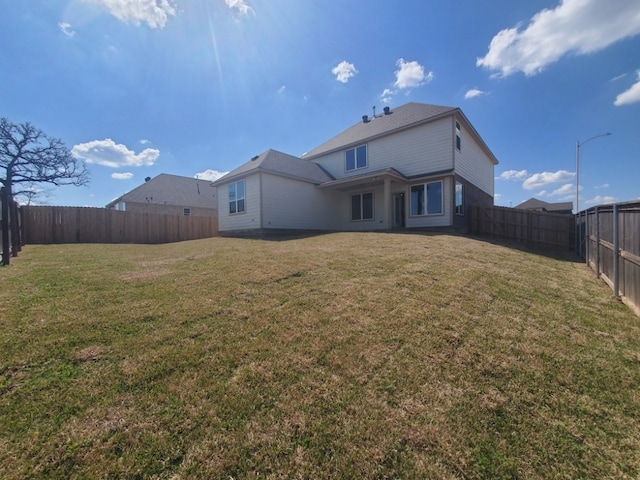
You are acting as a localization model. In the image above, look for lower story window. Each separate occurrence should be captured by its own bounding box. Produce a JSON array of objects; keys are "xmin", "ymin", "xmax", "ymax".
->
[
  {"xmin": 455, "ymin": 181, "xmax": 464, "ymax": 216},
  {"xmin": 351, "ymin": 192, "xmax": 374, "ymax": 221},
  {"xmin": 410, "ymin": 180, "xmax": 443, "ymax": 216}
]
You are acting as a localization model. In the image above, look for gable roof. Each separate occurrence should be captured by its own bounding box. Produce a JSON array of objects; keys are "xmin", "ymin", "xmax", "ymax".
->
[
  {"xmin": 106, "ymin": 173, "xmax": 217, "ymax": 209},
  {"xmin": 301, "ymin": 103, "xmax": 458, "ymax": 159},
  {"xmin": 212, "ymin": 149, "xmax": 334, "ymax": 185},
  {"xmin": 515, "ymin": 197, "xmax": 573, "ymax": 213}
]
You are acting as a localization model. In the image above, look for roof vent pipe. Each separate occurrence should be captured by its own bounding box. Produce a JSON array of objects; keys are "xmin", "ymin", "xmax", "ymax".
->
[
  {"xmin": 383, "ymin": 106, "xmax": 391, "ymax": 115},
  {"xmin": 362, "ymin": 115, "xmax": 369, "ymax": 123}
]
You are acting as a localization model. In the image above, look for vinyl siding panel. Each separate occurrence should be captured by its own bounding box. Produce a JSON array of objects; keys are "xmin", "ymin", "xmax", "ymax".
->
[
  {"xmin": 455, "ymin": 122, "xmax": 495, "ymax": 196},
  {"xmin": 370, "ymin": 118, "xmax": 453, "ymax": 177},
  {"xmin": 217, "ymin": 174, "xmax": 262, "ymax": 232},
  {"xmin": 260, "ymin": 173, "xmax": 338, "ymax": 230},
  {"xmin": 312, "ymin": 118, "xmax": 454, "ymax": 179}
]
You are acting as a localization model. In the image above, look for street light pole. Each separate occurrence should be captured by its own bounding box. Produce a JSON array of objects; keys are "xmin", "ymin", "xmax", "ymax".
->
[
  {"xmin": 575, "ymin": 132, "xmax": 611, "ymax": 257},
  {"xmin": 575, "ymin": 132, "xmax": 612, "ymax": 214}
]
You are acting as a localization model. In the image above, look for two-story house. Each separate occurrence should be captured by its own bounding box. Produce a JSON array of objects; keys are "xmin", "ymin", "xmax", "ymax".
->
[{"xmin": 213, "ymin": 102, "xmax": 498, "ymax": 236}]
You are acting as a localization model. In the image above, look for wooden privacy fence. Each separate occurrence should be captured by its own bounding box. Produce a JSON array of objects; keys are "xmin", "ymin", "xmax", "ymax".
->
[
  {"xmin": 577, "ymin": 201, "xmax": 640, "ymax": 317},
  {"xmin": 469, "ymin": 205, "xmax": 574, "ymax": 250},
  {"xmin": 22, "ymin": 206, "xmax": 218, "ymax": 244}
]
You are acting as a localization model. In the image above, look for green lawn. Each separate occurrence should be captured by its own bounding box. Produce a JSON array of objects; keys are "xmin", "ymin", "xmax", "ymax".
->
[{"xmin": 1, "ymin": 232, "xmax": 639, "ymax": 479}]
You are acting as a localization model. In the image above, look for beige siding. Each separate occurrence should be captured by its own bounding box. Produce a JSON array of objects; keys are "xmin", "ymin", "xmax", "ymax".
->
[
  {"xmin": 455, "ymin": 122, "xmax": 495, "ymax": 196},
  {"xmin": 313, "ymin": 118, "xmax": 454, "ymax": 179},
  {"xmin": 260, "ymin": 173, "xmax": 338, "ymax": 230},
  {"xmin": 217, "ymin": 175, "xmax": 262, "ymax": 232},
  {"xmin": 371, "ymin": 118, "xmax": 453, "ymax": 176}
]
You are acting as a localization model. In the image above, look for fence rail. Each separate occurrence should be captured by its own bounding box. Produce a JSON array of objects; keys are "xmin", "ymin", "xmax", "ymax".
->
[
  {"xmin": 578, "ymin": 201, "xmax": 640, "ymax": 316},
  {"xmin": 22, "ymin": 206, "xmax": 218, "ymax": 245},
  {"xmin": 469, "ymin": 205, "xmax": 574, "ymax": 250}
]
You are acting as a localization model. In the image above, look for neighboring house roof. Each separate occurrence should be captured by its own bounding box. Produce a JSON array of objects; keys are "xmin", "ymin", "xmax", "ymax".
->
[
  {"xmin": 301, "ymin": 102, "xmax": 498, "ymax": 165},
  {"xmin": 213, "ymin": 149, "xmax": 334, "ymax": 185},
  {"xmin": 515, "ymin": 198, "xmax": 573, "ymax": 213},
  {"xmin": 106, "ymin": 173, "xmax": 217, "ymax": 209}
]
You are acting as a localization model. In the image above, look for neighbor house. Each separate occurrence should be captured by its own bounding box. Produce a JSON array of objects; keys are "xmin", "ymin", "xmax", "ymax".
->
[
  {"xmin": 213, "ymin": 102, "xmax": 498, "ymax": 236},
  {"xmin": 515, "ymin": 198, "xmax": 573, "ymax": 214},
  {"xmin": 106, "ymin": 173, "xmax": 217, "ymax": 217}
]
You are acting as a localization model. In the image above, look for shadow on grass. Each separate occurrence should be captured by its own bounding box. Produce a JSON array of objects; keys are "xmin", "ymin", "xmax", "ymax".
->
[{"xmin": 221, "ymin": 228, "xmax": 581, "ymax": 264}]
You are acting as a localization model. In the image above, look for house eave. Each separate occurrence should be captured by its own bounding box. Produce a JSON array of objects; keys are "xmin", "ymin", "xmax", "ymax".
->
[{"xmin": 317, "ymin": 167, "xmax": 454, "ymax": 191}]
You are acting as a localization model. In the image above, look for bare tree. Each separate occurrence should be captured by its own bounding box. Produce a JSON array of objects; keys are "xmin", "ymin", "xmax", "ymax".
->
[{"xmin": 1, "ymin": 118, "xmax": 89, "ymax": 265}]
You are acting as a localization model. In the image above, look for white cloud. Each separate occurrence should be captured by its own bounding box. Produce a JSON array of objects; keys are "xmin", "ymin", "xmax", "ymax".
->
[
  {"xmin": 71, "ymin": 139, "xmax": 160, "ymax": 168},
  {"xmin": 58, "ymin": 22, "xmax": 75, "ymax": 37},
  {"xmin": 585, "ymin": 195, "xmax": 616, "ymax": 205},
  {"xmin": 195, "ymin": 169, "xmax": 228, "ymax": 181},
  {"xmin": 477, "ymin": 0, "xmax": 640, "ymax": 77},
  {"xmin": 140, "ymin": 139, "xmax": 150, "ymax": 144},
  {"xmin": 610, "ymin": 73, "xmax": 627, "ymax": 82},
  {"xmin": 394, "ymin": 58, "xmax": 433, "ymax": 89},
  {"xmin": 277, "ymin": 85, "xmax": 286, "ymax": 94},
  {"xmin": 224, "ymin": 0, "xmax": 255, "ymax": 16},
  {"xmin": 464, "ymin": 88, "xmax": 485, "ymax": 99},
  {"xmin": 595, "ymin": 183, "xmax": 610, "ymax": 189},
  {"xmin": 550, "ymin": 183, "xmax": 575, "ymax": 196},
  {"xmin": 112, "ymin": 172, "xmax": 134, "ymax": 180},
  {"xmin": 497, "ymin": 169, "xmax": 529, "ymax": 181},
  {"xmin": 380, "ymin": 88, "xmax": 394, "ymax": 104},
  {"xmin": 614, "ymin": 70, "xmax": 640, "ymax": 106},
  {"xmin": 84, "ymin": 0, "xmax": 176, "ymax": 28},
  {"xmin": 523, "ymin": 170, "xmax": 575, "ymax": 190},
  {"xmin": 331, "ymin": 61, "xmax": 358, "ymax": 84},
  {"xmin": 380, "ymin": 59, "xmax": 433, "ymax": 103}
]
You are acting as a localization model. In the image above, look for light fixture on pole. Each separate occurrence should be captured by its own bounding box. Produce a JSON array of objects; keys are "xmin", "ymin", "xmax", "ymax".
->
[{"xmin": 575, "ymin": 132, "xmax": 612, "ymax": 213}]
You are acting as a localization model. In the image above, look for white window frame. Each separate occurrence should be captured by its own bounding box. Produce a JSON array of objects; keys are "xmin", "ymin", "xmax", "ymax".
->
[
  {"xmin": 228, "ymin": 179, "xmax": 245, "ymax": 215},
  {"xmin": 409, "ymin": 180, "xmax": 444, "ymax": 217},
  {"xmin": 351, "ymin": 192, "xmax": 374, "ymax": 221},
  {"xmin": 455, "ymin": 181, "xmax": 464, "ymax": 216},
  {"xmin": 345, "ymin": 144, "xmax": 368, "ymax": 172},
  {"xmin": 455, "ymin": 121, "xmax": 461, "ymax": 151}
]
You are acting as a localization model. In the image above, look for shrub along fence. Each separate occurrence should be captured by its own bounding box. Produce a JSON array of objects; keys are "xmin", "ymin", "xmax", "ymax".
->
[
  {"xmin": 22, "ymin": 206, "xmax": 218, "ymax": 245},
  {"xmin": 469, "ymin": 205, "xmax": 574, "ymax": 250},
  {"xmin": 577, "ymin": 200, "xmax": 640, "ymax": 317}
]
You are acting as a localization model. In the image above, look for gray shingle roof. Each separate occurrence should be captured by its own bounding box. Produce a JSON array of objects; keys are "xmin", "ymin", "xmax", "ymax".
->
[
  {"xmin": 302, "ymin": 103, "xmax": 458, "ymax": 159},
  {"xmin": 106, "ymin": 173, "xmax": 217, "ymax": 208},
  {"xmin": 515, "ymin": 197, "xmax": 573, "ymax": 212},
  {"xmin": 213, "ymin": 149, "xmax": 334, "ymax": 185}
]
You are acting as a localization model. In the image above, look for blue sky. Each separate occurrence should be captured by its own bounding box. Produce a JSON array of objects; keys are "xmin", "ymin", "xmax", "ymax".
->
[{"xmin": 1, "ymin": 0, "xmax": 639, "ymax": 211}]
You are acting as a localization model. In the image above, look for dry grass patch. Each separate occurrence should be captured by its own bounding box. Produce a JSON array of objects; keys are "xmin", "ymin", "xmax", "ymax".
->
[{"xmin": 1, "ymin": 232, "xmax": 639, "ymax": 479}]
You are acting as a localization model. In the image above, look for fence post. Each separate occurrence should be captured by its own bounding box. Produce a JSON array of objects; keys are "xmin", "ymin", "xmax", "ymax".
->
[
  {"xmin": 584, "ymin": 210, "xmax": 589, "ymax": 265},
  {"xmin": 613, "ymin": 203, "xmax": 619, "ymax": 298},
  {"xmin": 595, "ymin": 206, "xmax": 600, "ymax": 279}
]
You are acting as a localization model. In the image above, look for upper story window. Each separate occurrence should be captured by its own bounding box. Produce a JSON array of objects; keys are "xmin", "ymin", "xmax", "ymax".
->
[
  {"xmin": 410, "ymin": 180, "xmax": 443, "ymax": 216},
  {"xmin": 346, "ymin": 145, "xmax": 367, "ymax": 172},
  {"xmin": 229, "ymin": 179, "xmax": 245, "ymax": 214},
  {"xmin": 183, "ymin": 208, "xmax": 191, "ymax": 216},
  {"xmin": 455, "ymin": 121, "xmax": 461, "ymax": 151}
]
